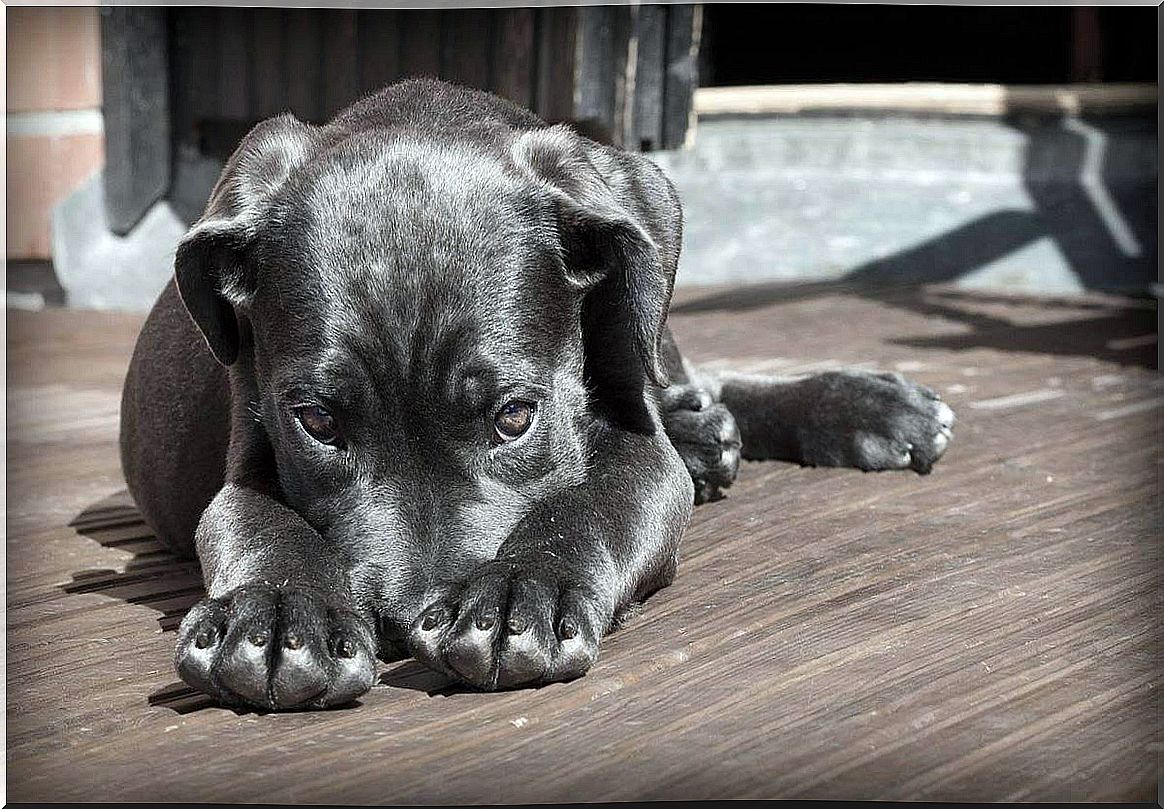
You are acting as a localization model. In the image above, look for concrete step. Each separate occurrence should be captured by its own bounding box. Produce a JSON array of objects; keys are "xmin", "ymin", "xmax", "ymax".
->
[{"xmin": 650, "ymin": 113, "xmax": 1157, "ymax": 294}]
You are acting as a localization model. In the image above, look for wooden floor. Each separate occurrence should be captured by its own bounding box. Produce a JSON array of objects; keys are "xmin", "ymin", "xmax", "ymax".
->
[{"xmin": 6, "ymin": 282, "xmax": 1160, "ymax": 802}]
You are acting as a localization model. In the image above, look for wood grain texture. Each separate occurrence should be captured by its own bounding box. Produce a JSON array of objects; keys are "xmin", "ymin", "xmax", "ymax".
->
[
  {"xmin": 358, "ymin": 9, "xmax": 401, "ymax": 97},
  {"xmin": 321, "ymin": 10, "xmax": 360, "ymax": 120},
  {"xmin": 440, "ymin": 9, "xmax": 492, "ymax": 91},
  {"xmin": 399, "ymin": 10, "xmax": 442, "ymax": 80},
  {"xmin": 692, "ymin": 82, "xmax": 1159, "ymax": 118},
  {"xmin": 5, "ymin": 284, "xmax": 1159, "ymax": 802},
  {"xmin": 251, "ymin": 9, "xmax": 288, "ymax": 119},
  {"xmin": 630, "ymin": 3, "xmax": 666, "ymax": 151},
  {"xmin": 534, "ymin": 6, "xmax": 577, "ymax": 123},
  {"xmin": 490, "ymin": 7, "xmax": 536, "ymax": 109},
  {"xmin": 661, "ymin": 4, "xmax": 697, "ymax": 150},
  {"xmin": 216, "ymin": 8, "xmax": 252, "ymax": 121},
  {"xmin": 285, "ymin": 8, "xmax": 323, "ymax": 124}
]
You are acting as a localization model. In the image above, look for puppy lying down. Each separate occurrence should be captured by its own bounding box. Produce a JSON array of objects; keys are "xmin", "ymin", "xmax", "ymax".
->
[{"xmin": 120, "ymin": 79, "xmax": 955, "ymax": 710}]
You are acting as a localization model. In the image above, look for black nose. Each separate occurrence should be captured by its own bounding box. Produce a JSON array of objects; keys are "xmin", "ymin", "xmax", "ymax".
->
[{"xmin": 377, "ymin": 615, "xmax": 411, "ymax": 661}]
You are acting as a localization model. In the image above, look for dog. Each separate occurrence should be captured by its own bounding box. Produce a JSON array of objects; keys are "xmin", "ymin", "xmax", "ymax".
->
[{"xmin": 119, "ymin": 78, "xmax": 955, "ymax": 711}]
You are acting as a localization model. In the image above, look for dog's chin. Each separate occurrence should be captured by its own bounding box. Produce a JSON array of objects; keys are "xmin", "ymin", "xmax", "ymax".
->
[
  {"xmin": 377, "ymin": 637, "xmax": 411, "ymax": 663},
  {"xmin": 375, "ymin": 614, "xmax": 415, "ymax": 662}
]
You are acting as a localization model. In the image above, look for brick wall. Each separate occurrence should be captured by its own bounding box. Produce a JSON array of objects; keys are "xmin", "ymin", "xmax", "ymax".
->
[{"xmin": 7, "ymin": 7, "xmax": 105, "ymax": 260}]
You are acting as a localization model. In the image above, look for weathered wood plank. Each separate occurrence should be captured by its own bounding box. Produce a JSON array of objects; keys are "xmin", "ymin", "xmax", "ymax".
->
[
  {"xmin": 100, "ymin": 7, "xmax": 170, "ymax": 234},
  {"xmin": 358, "ymin": 9, "xmax": 401, "ymax": 96},
  {"xmin": 631, "ymin": 3, "xmax": 666, "ymax": 150},
  {"xmin": 574, "ymin": 5, "xmax": 633, "ymax": 147},
  {"xmin": 251, "ymin": 8, "xmax": 287, "ymax": 118},
  {"xmin": 321, "ymin": 10, "xmax": 359, "ymax": 119},
  {"xmin": 215, "ymin": 8, "xmax": 251, "ymax": 121},
  {"xmin": 399, "ymin": 10, "xmax": 442, "ymax": 79},
  {"xmin": 440, "ymin": 9, "xmax": 491, "ymax": 90},
  {"xmin": 534, "ymin": 6, "xmax": 577, "ymax": 123},
  {"xmin": 489, "ymin": 7, "xmax": 536, "ymax": 109},
  {"xmin": 692, "ymin": 82, "xmax": 1160, "ymax": 117},
  {"xmin": 661, "ymin": 4, "xmax": 699, "ymax": 149},
  {"xmin": 285, "ymin": 9, "xmax": 323, "ymax": 123},
  {"xmin": 5, "ymin": 284, "xmax": 1159, "ymax": 802},
  {"xmin": 167, "ymin": 8, "xmax": 216, "ymax": 151}
]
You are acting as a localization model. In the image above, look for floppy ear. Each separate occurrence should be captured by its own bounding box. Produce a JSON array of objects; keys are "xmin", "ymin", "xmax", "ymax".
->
[
  {"xmin": 512, "ymin": 125, "xmax": 683, "ymax": 388},
  {"xmin": 174, "ymin": 113, "xmax": 320, "ymax": 365}
]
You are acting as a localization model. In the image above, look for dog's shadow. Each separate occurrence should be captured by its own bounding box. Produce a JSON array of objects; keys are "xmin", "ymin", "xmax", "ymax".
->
[
  {"xmin": 67, "ymin": 491, "xmax": 466, "ymax": 712},
  {"xmin": 66, "ymin": 491, "xmax": 222, "ymax": 714}
]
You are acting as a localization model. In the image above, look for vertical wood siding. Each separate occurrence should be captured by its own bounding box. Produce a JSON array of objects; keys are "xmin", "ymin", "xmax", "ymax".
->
[{"xmin": 167, "ymin": 6, "xmax": 698, "ymax": 156}]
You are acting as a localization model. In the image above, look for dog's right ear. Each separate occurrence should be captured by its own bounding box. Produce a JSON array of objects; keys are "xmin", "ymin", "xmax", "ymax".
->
[{"xmin": 175, "ymin": 113, "xmax": 320, "ymax": 366}]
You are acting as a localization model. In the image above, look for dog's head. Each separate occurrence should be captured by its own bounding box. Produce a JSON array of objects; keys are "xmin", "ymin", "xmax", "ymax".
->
[{"xmin": 174, "ymin": 111, "xmax": 680, "ymax": 646}]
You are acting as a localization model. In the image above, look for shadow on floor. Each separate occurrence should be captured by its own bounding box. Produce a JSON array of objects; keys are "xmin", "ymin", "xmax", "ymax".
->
[
  {"xmin": 672, "ymin": 280, "xmax": 1158, "ymax": 370},
  {"xmin": 673, "ymin": 113, "xmax": 1158, "ymax": 370},
  {"xmin": 886, "ymin": 288, "xmax": 1158, "ymax": 367},
  {"xmin": 66, "ymin": 491, "xmax": 461, "ymax": 711},
  {"xmin": 378, "ymin": 660, "xmax": 462, "ymax": 695},
  {"xmin": 66, "ymin": 492, "xmax": 220, "ymax": 714},
  {"xmin": 64, "ymin": 491, "xmax": 205, "ymax": 633}
]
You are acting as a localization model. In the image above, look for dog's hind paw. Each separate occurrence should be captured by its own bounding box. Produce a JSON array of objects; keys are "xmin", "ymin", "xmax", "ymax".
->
[
  {"xmin": 175, "ymin": 583, "xmax": 377, "ymax": 711},
  {"xmin": 661, "ymin": 384, "xmax": 742, "ymax": 504},
  {"xmin": 797, "ymin": 370, "xmax": 956, "ymax": 474}
]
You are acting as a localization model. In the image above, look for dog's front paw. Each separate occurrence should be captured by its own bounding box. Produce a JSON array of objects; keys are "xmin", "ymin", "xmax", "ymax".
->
[
  {"xmin": 661, "ymin": 383, "xmax": 742, "ymax": 504},
  {"xmin": 408, "ymin": 558, "xmax": 606, "ymax": 690},
  {"xmin": 801, "ymin": 371, "xmax": 956, "ymax": 474},
  {"xmin": 175, "ymin": 583, "xmax": 376, "ymax": 711}
]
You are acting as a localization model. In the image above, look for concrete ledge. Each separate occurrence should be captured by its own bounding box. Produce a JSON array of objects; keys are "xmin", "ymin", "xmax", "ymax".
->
[
  {"xmin": 650, "ymin": 113, "xmax": 1157, "ymax": 294},
  {"xmin": 694, "ymin": 83, "xmax": 1159, "ymax": 118}
]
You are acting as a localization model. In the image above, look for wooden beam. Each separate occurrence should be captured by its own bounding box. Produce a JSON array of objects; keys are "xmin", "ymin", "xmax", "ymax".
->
[
  {"xmin": 630, "ymin": 4, "xmax": 666, "ymax": 151},
  {"xmin": 490, "ymin": 7, "xmax": 536, "ymax": 109},
  {"xmin": 100, "ymin": 7, "xmax": 171, "ymax": 236},
  {"xmin": 534, "ymin": 6, "xmax": 577, "ymax": 123},
  {"xmin": 573, "ymin": 5, "xmax": 633, "ymax": 147},
  {"xmin": 661, "ymin": 4, "xmax": 700, "ymax": 150}
]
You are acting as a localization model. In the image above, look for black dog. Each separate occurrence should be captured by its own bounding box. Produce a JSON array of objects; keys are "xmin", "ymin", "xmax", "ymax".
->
[{"xmin": 119, "ymin": 79, "xmax": 955, "ymax": 711}]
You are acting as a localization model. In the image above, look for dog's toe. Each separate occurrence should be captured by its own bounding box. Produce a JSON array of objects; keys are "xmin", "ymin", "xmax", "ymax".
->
[
  {"xmin": 812, "ymin": 371, "xmax": 957, "ymax": 474},
  {"xmin": 409, "ymin": 559, "xmax": 603, "ymax": 690},
  {"xmin": 176, "ymin": 584, "xmax": 376, "ymax": 711},
  {"xmin": 663, "ymin": 392, "xmax": 742, "ymax": 504}
]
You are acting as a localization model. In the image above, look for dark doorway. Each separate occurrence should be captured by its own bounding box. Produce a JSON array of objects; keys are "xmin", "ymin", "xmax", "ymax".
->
[{"xmin": 700, "ymin": 5, "xmax": 1158, "ymax": 87}]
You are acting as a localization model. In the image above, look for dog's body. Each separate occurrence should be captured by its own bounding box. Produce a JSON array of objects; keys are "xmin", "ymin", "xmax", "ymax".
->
[{"xmin": 120, "ymin": 79, "xmax": 954, "ymax": 710}]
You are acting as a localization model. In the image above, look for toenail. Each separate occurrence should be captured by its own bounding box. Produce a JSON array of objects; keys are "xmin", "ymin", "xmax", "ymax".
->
[
  {"xmin": 284, "ymin": 633, "xmax": 302, "ymax": 650},
  {"xmin": 336, "ymin": 637, "xmax": 356, "ymax": 658},
  {"xmin": 507, "ymin": 616, "xmax": 528, "ymax": 635},
  {"xmin": 248, "ymin": 631, "xmax": 269, "ymax": 647},
  {"xmin": 559, "ymin": 619, "xmax": 578, "ymax": 640},
  {"xmin": 475, "ymin": 612, "xmax": 497, "ymax": 631},
  {"xmin": 194, "ymin": 628, "xmax": 216, "ymax": 649}
]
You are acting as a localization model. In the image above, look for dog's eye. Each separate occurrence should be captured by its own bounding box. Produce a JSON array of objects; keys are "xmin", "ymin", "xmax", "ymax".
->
[
  {"xmin": 294, "ymin": 405, "xmax": 342, "ymax": 446},
  {"xmin": 494, "ymin": 400, "xmax": 535, "ymax": 441}
]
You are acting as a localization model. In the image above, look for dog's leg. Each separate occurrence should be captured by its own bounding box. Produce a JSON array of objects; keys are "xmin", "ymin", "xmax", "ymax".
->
[
  {"xmin": 657, "ymin": 328, "xmax": 743, "ymax": 503},
  {"xmin": 692, "ymin": 367, "xmax": 956, "ymax": 474},
  {"xmin": 408, "ymin": 428, "xmax": 693, "ymax": 690},
  {"xmin": 174, "ymin": 478, "xmax": 378, "ymax": 711}
]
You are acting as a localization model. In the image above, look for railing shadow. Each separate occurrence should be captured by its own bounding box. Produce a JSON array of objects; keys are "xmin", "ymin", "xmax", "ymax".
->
[
  {"xmin": 66, "ymin": 491, "xmax": 443, "ymax": 712},
  {"xmin": 65, "ymin": 490, "xmax": 223, "ymax": 714},
  {"xmin": 672, "ymin": 111, "xmax": 1157, "ymax": 370}
]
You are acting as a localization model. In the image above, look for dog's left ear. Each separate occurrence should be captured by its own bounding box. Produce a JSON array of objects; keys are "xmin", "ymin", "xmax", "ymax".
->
[
  {"xmin": 175, "ymin": 113, "xmax": 322, "ymax": 365},
  {"xmin": 512, "ymin": 125, "xmax": 682, "ymax": 388}
]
